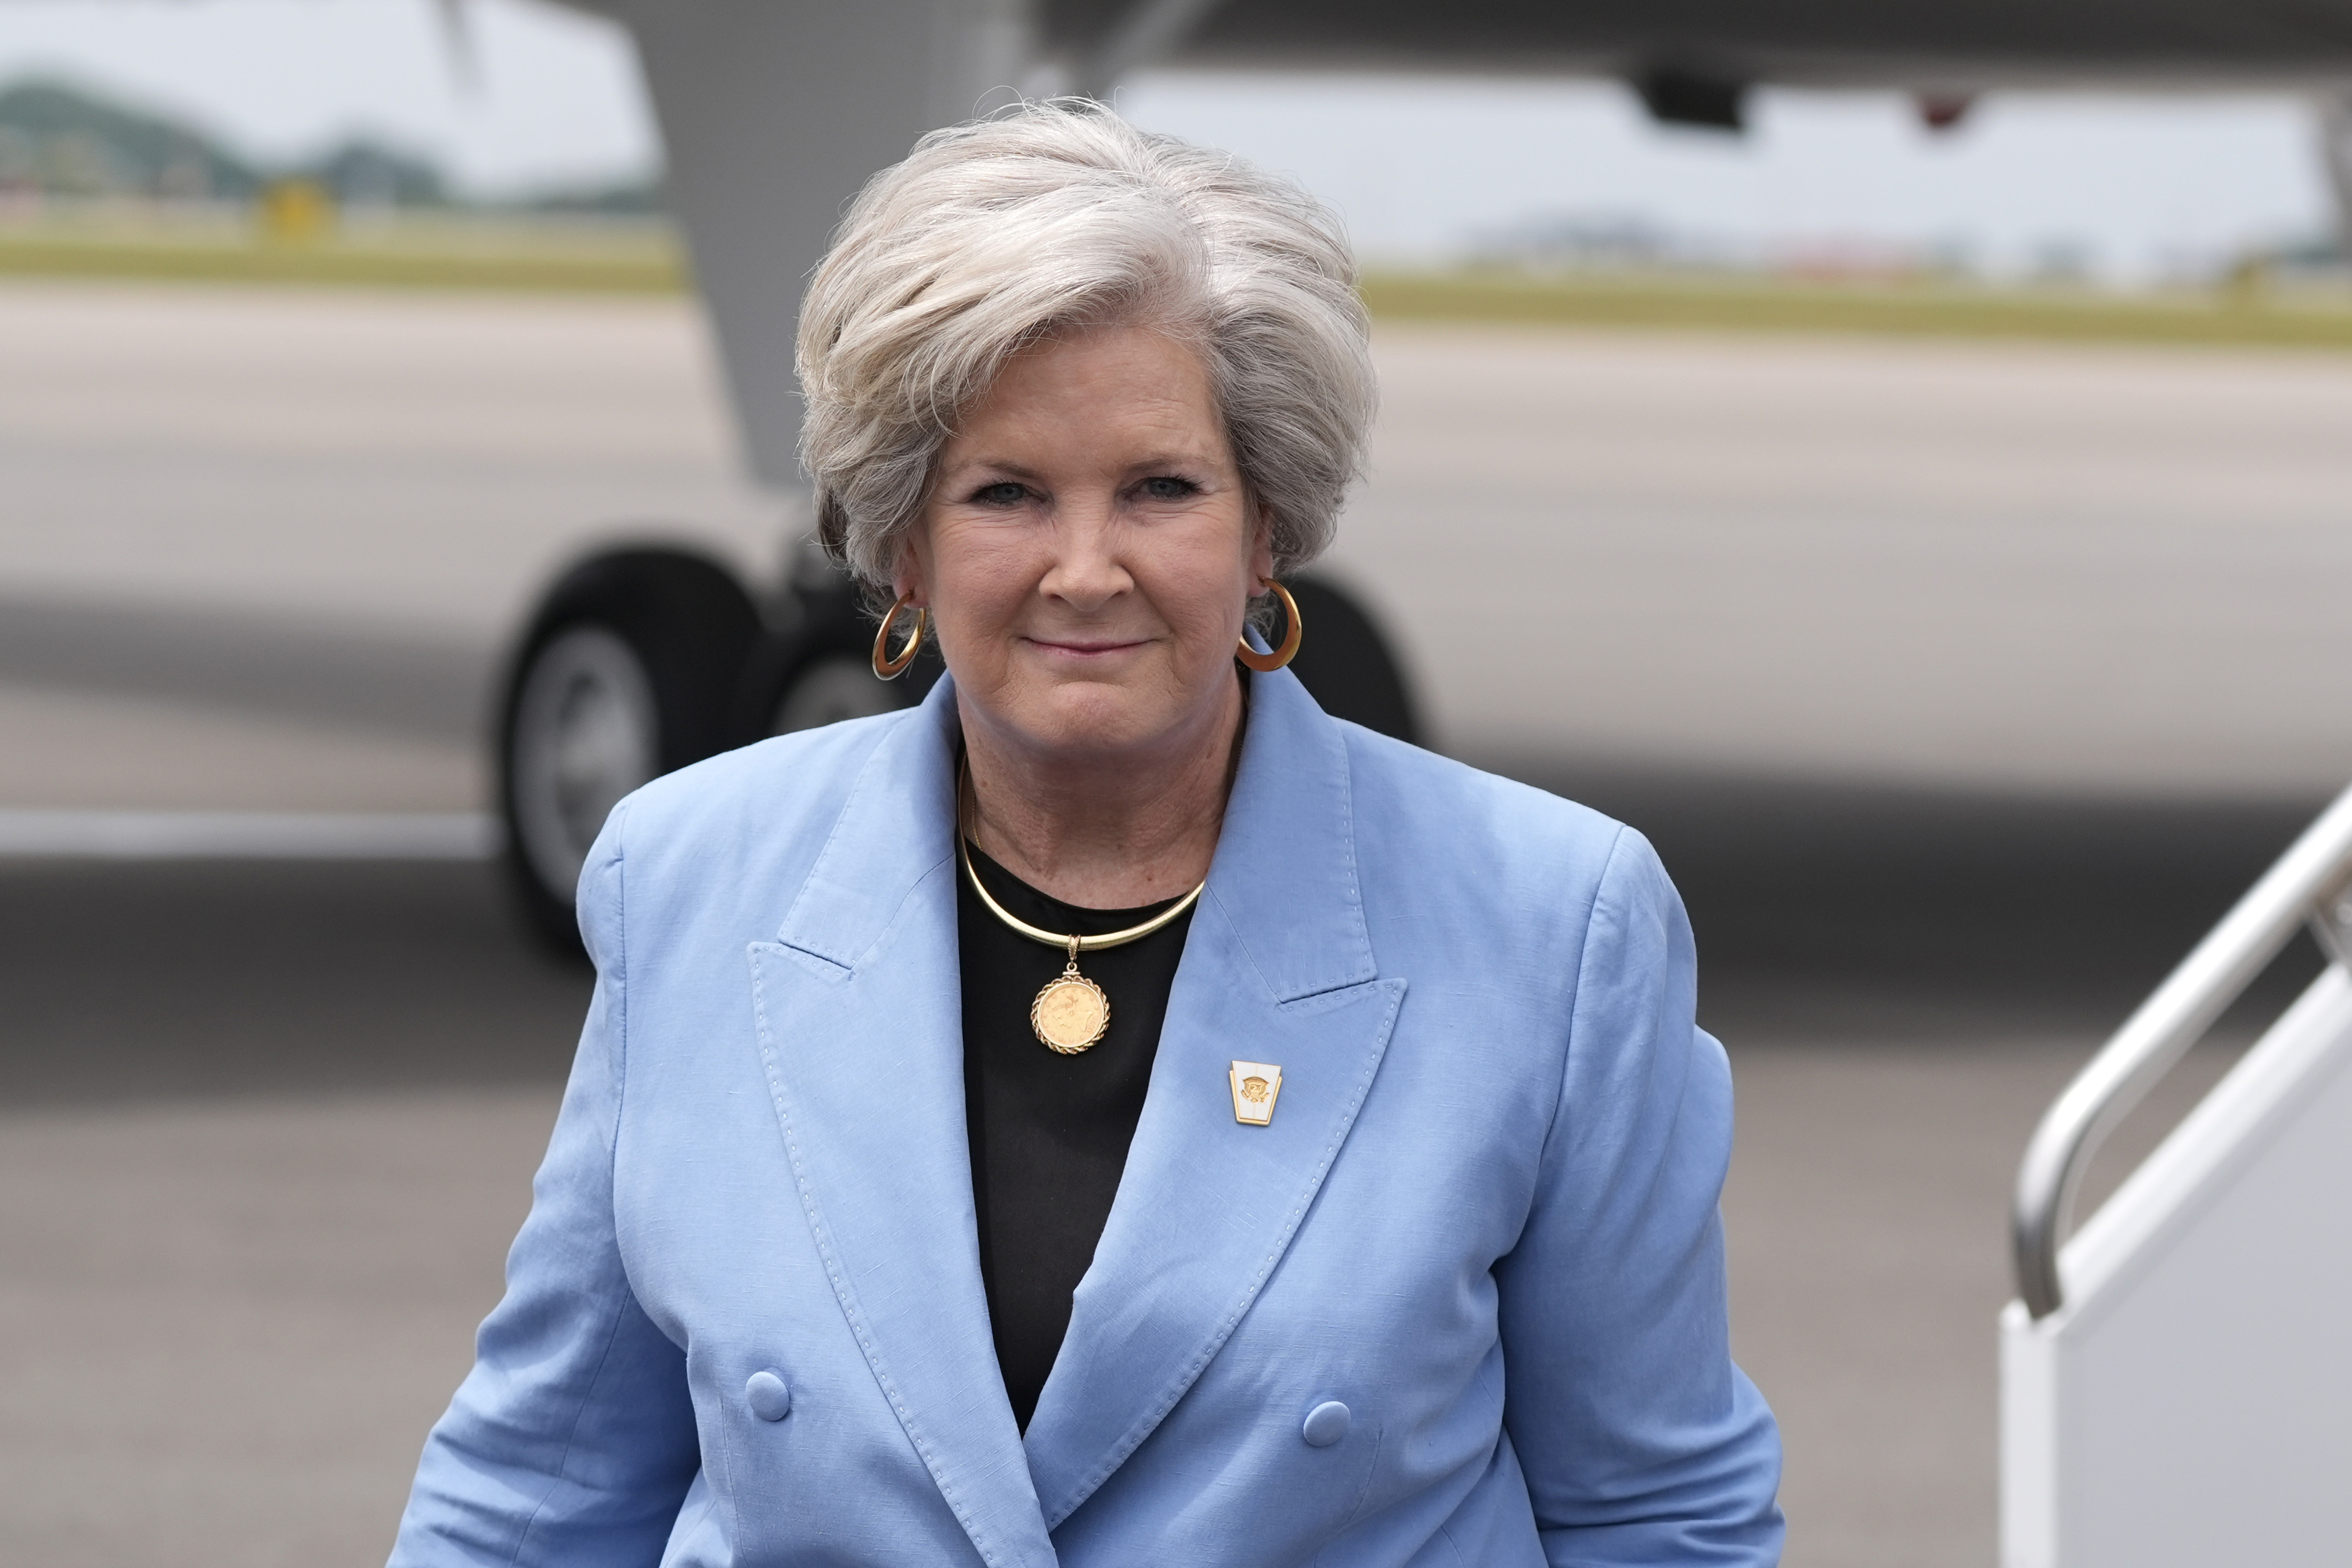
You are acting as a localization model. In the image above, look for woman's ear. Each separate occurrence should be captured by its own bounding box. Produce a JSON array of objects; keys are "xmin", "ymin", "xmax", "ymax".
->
[
  {"xmin": 889, "ymin": 536, "xmax": 928, "ymax": 608},
  {"xmin": 1248, "ymin": 504, "xmax": 1278, "ymax": 589}
]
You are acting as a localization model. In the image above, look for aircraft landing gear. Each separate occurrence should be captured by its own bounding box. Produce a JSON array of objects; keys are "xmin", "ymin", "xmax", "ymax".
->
[{"xmin": 497, "ymin": 548, "xmax": 762, "ymax": 952}]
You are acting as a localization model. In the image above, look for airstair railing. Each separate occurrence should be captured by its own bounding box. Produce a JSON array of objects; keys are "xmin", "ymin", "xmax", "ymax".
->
[{"xmin": 2012, "ymin": 781, "xmax": 2352, "ymax": 1320}]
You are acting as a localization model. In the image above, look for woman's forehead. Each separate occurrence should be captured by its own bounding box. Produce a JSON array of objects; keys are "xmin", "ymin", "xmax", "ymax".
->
[{"xmin": 946, "ymin": 330, "xmax": 1228, "ymax": 461}]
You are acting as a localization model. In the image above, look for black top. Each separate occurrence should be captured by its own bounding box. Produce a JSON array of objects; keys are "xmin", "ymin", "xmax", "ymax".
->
[{"xmin": 957, "ymin": 841, "xmax": 1194, "ymax": 1432}]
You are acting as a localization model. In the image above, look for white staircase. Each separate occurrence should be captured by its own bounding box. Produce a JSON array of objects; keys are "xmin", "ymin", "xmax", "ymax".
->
[{"xmin": 2001, "ymin": 786, "xmax": 2352, "ymax": 1567}]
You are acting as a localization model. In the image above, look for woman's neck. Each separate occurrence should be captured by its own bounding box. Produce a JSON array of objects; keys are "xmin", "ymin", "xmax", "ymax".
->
[{"xmin": 958, "ymin": 678, "xmax": 1244, "ymax": 910}]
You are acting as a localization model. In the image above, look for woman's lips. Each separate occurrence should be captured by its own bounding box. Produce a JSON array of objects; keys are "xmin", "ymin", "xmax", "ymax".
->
[{"xmin": 1027, "ymin": 636, "xmax": 1147, "ymax": 657}]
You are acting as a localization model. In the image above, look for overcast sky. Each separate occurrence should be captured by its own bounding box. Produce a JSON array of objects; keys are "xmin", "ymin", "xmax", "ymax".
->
[{"xmin": 0, "ymin": 0, "xmax": 2337, "ymax": 280}]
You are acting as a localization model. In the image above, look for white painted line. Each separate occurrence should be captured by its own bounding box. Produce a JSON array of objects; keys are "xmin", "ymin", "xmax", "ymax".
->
[{"xmin": 0, "ymin": 810, "xmax": 502, "ymax": 861}]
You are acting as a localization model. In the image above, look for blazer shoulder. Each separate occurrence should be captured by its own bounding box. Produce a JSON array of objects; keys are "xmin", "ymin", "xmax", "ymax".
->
[
  {"xmin": 1339, "ymin": 722, "xmax": 1636, "ymax": 892},
  {"xmin": 1333, "ymin": 721, "xmax": 1683, "ymax": 1005},
  {"xmin": 596, "ymin": 710, "xmax": 914, "ymax": 903}
]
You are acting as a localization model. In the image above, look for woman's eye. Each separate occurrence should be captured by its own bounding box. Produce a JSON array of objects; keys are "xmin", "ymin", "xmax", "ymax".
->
[
  {"xmin": 969, "ymin": 481, "xmax": 1027, "ymax": 507},
  {"xmin": 1138, "ymin": 475, "xmax": 1199, "ymax": 501}
]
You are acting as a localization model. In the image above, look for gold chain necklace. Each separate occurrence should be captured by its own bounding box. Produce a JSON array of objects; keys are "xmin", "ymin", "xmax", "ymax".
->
[{"xmin": 957, "ymin": 767, "xmax": 1206, "ymax": 1054}]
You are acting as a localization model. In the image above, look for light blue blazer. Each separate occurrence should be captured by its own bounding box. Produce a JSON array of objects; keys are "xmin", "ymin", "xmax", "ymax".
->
[{"xmin": 391, "ymin": 665, "xmax": 1783, "ymax": 1567}]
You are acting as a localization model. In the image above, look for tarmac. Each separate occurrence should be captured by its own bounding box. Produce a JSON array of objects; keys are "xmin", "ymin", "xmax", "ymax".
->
[{"xmin": 4, "ymin": 279, "xmax": 2349, "ymax": 1566}]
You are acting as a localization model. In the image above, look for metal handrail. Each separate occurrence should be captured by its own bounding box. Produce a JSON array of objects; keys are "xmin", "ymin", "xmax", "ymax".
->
[{"xmin": 2011, "ymin": 781, "xmax": 2352, "ymax": 1320}]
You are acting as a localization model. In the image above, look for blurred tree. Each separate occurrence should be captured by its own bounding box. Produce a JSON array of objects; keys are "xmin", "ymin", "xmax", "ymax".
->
[{"xmin": 0, "ymin": 78, "xmax": 456, "ymax": 209}]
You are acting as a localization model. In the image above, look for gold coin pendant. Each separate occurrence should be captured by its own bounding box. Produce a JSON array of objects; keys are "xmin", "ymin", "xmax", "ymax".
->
[{"xmin": 1032, "ymin": 964, "xmax": 1110, "ymax": 1054}]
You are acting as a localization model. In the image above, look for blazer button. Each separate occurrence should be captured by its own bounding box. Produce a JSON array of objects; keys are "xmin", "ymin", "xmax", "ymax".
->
[
  {"xmin": 1301, "ymin": 1400, "xmax": 1351, "ymax": 1447},
  {"xmin": 745, "ymin": 1370, "xmax": 792, "ymax": 1422}
]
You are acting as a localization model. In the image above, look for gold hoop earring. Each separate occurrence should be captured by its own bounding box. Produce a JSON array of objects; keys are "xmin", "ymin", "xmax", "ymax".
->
[
  {"xmin": 1236, "ymin": 580, "xmax": 1303, "ymax": 673},
  {"xmin": 872, "ymin": 593, "xmax": 928, "ymax": 680}
]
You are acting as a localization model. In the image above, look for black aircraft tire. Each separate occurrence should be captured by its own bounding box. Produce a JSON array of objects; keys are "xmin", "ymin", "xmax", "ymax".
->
[
  {"xmin": 1280, "ymin": 574, "xmax": 1420, "ymax": 747},
  {"xmin": 497, "ymin": 550, "xmax": 761, "ymax": 953},
  {"xmin": 728, "ymin": 584, "xmax": 938, "ymax": 746}
]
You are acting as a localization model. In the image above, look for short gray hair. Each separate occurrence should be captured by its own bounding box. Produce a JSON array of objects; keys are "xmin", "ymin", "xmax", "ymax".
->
[{"xmin": 796, "ymin": 99, "xmax": 1376, "ymax": 594}]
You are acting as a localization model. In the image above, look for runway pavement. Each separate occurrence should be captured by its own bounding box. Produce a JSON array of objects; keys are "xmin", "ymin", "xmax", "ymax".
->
[
  {"xmin": 4, "ymin": 280, "xmax": 2347, "ymax": 1566},
  {"xmin": 0, "ymin": 282, "xmax": 779, "ymax": 641}
]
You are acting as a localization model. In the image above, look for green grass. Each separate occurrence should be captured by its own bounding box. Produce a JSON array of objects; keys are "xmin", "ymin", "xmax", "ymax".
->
[
  {"xmin": 0, "ymin": 210, "xmax": 687, "ymax": 294},
  {"xmin": 8, "ymin": 209, "xmax": 2352, "ymax": 353},
  {"xmin": 1361, "ymin": 270, "xmax": 2352, "ymax": 353}
]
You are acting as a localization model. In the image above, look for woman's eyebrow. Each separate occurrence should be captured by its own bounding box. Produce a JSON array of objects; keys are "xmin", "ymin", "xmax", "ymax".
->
[
  {"xmin": 945, "ymin": 451, "xmax": 1220, "ymax": 482},
  {"xmin": 948, "ymin": 458, "xmax": 1046, "ymax": 484},
  {"xmin": 1121, "ymin": 449, "xmax": 1223, "ymax": 473}
]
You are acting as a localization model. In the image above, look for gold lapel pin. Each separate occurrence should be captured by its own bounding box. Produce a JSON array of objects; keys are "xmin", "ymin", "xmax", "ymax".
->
[{"xmin": 1229, "ymin": 1061, "xmax": 1282, "ymax": 1126}]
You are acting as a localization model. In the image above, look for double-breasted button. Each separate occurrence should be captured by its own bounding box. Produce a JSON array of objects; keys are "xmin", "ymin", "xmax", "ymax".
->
[
  {"xmin": 1301, "ymin": 1400, "xmax": 1351, "ymax": 1447},
  {"xmin": 745, "ymin": 1369, "xmax": 792, "ymax": 1422}
]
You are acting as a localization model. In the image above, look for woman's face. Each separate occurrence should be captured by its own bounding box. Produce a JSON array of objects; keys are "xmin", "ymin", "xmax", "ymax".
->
[{"xmin": 898, "ymin": 323, "xmax": 1271, "ymax": 768}]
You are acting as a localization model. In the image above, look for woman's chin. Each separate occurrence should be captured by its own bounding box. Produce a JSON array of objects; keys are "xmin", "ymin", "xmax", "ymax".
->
[{"xmin": 986, "ymin": 680, "xmax": 1207, "ymax": 764}]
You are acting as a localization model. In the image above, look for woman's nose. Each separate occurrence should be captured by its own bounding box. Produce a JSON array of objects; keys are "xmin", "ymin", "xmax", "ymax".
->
[{"xmin": 1040, "ymin": 504, "xmax": 1130, "ymax": 607}]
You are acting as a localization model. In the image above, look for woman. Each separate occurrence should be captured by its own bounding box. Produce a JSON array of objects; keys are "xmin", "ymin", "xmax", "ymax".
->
[{"xmin": 392, "ymin": 103, "xmax": 1781, "ymax": 1567}]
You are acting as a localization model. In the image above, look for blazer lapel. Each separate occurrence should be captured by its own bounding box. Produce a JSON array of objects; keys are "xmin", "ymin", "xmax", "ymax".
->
[
  {"xmin": 1020, "ymin": 669, "xmax": 1408, "ymax": 1529},
  {"xmin": 750, "ymin": 680, "xmax": 1058, "ymax": 1568}
]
